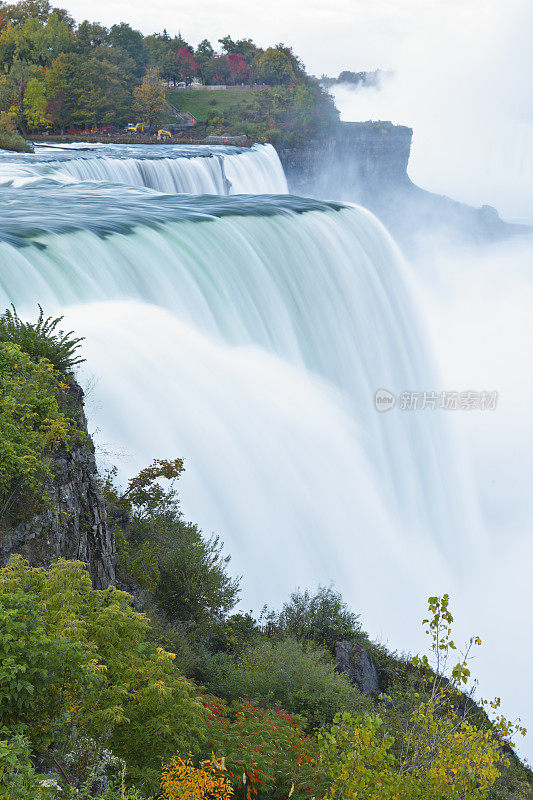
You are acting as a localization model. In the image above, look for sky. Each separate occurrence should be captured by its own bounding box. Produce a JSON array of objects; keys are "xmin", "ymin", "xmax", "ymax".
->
[{"xmin": 59, "ymin": 0, "xmax": 495, "ymax": 76}]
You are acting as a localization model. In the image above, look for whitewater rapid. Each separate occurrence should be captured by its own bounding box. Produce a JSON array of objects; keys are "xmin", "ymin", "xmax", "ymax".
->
[{"xmin": 0, "ymin": 142, "xmax": 288, "ymax": 195}]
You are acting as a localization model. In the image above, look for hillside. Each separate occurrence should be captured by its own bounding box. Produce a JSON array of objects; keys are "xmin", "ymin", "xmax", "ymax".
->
[{"xmin": 167, "ymin": 85, "xmax": 338, "ymax": 145}]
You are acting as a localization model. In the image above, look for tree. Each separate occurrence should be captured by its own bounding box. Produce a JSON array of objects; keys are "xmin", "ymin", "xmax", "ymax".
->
[
  {"xmin": 75, "ymin": 19, "xmax": 108, "ymax": 52},
  {"xmin": 219, "ymin": 35, "xmax": 259, "ymax": 65},
  {"xmin": 0, "ymin": 340, "xmax": 77, "ymax": 524},
  {"xmin": 175, "ymin": 46, "xmax": 197, "ymax": 86},
  {"xmin": 109, "ymin": 21, "xmax": 147, "ymax": 77},
  {"xmin": 254, "ymin": 44, "xmax": 303, "ymax": 85},
  {"xmin": 319, "ymin": 595, "xmax": 527, "ymax": 800},
  {"xmin": 23, "ymin": 72, "xmax": 47, "ymax": 128},
  {"xmin": 194, "ymin": 37, "xmax": 214, "ymax": 80},
  {"xmin": 265, "ymin": 585, "xmax": 361, "ymax": 649},
  {"xmin": 227, "ymin": 52, "xmax": 250, "ymax": 85},
  {"xmin": 0, "ymin": 557, "xmax": 208, "ymax": 793},
  {"xmin": 103, "ymin": 458, "xmax": 240, "ymax": 630},
  {"xmin": 132, "ymin": 67, "xmax": 167, "ymax": 125}
]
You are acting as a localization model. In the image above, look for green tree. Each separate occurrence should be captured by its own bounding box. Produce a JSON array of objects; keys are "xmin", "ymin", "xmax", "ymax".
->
[
  {"xmin": 0, "ymin": 557, "xmax": 208, "ymax": 793},
  {"xmin": 319, "ymin": 595, "xmax": 527, "ymax": 800},
  {"xmin": 104, "ymin": 458, "xmax": 240, "ymax": 630},
  {"xmin": 254, "ymin": 44, "xmax": 303, "ymax": 85},
  {"xmin": 0, "ymin": 587, "xmax": 84, "ymax": 746},
  {"xmin": 109, "ymin": 21, "xmax": 147, "ymax": 77},
  {"xmin": 44, "ymin": 51, "xmax": 80, "ymax": 131},
  {"xmin": 132, "ymin": 68, "xmax": 167, "ymax": 125},
  {"xmin": 265, "ymin": 585, "xmax": 361, "ymax": 649},
  {"xmin": 75, "ymin": 19, "xmax": 109, "ymax": 52},
  {"xmin": 23, "ymin": 71, "xmax": 47, "ymax": 128},
  {"xmin": 0, "ymin": 341, "xmax": 78, "ymax": 524},
  {"xmin": 194, "ymin": 38, "xmax": 214, "ymax": 80}
]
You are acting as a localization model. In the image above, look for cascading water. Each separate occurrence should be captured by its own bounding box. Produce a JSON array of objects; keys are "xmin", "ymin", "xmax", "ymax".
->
[
  {"xmin": 0, "ymin": 142, "xmax": 472, "ymax": 625},
  {"xmin": 0, "ymin": 142, "xmax": 288, "ymax": 195}
]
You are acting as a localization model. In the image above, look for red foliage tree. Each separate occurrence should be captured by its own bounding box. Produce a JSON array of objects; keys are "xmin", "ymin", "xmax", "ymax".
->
[
  {"xmin": 228, "ymin": 52, "xmax": 250, "ymax": 85},
  {"xmin": 175, "ymin": 47, "xmax": 198, "ymax": 85}
]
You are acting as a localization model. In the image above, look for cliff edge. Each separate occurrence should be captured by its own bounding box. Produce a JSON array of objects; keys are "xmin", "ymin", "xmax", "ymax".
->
[{"xmin": 0, "ymin": 380, "xmax": 116, "ymax": 588}]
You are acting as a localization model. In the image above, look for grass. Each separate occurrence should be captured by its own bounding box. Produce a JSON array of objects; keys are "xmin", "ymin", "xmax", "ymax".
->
[{"xmin": 167, "ymin": 88, "xmax": 260, "ymax": 123}]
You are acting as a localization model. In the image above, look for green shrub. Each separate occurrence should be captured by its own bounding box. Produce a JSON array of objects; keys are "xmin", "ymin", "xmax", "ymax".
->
[
  {"xmin": 0, "ymin": 341, "xmax": 79, "ymax": 525},
  {"xmin": 0, "ymin": 127, "xmax": 32, "ymax": 153},
  {"xmin": 0, "ymin": 588, "xmax": 85, "ymax": 747},
  {"xmin": 105, "ymin": 459, "xmax": 240, "ymax": 630},
  {"xmin": 0, "ymin": 558, "xmax": 208, "ymax": 794},
  {"xmin": 202, "ymin": 637, "xmax": 370, "ymax": 728},
  {"xmin": 0, "ymin": 306, "xmax": 85, "ymax": 375},
  {"xmin": 264, "ymin": 585, "xmax": 361, "ymax": 650}
]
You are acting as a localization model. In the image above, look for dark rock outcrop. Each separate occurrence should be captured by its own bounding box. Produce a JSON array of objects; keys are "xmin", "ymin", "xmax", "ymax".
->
[
  {"xmin": 0, "ymin": 382, "xmax": 116, "ymax": 588},
  {"xmin": 276, "ymin": 121, "xmax": 529, "ymax": 252},
  {"xmin": 335, "ymin": 640, "xmax": 381, "ymax": 697}
]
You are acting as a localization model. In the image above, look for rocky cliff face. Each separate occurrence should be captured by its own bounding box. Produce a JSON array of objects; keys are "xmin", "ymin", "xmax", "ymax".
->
[
  {"xmin": 276, "ymin": 121, "xmax": 525, "ymax": 251},
  {"xmin": 335, "ymin": 640, "xmax": 381, "ymax": 697},
  {"xmin": 0, "ymin": 382, "xmax": 116, "ymax": 588},
  {"xmin": 277, "ymin": 121, "xmax": 412, "ymax": 201}
]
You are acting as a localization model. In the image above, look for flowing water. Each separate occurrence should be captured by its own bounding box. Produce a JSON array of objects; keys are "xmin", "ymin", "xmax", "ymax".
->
[{"xmin": 0, "ymin": 140, "xmax": 473, "ymax": 628}]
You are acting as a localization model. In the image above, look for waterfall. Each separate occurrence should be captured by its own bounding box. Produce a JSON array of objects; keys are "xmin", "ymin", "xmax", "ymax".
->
[
  {"xmin": 0, "ymin": 141, "xmax": 476, "ymax": 624},
  {"xmin": 0, "ymin": 143, "xmax": 288, "ymax": 195},
  {"xmin": 0, "ymin": 182, "xmax": 475, "ymax": 582}
]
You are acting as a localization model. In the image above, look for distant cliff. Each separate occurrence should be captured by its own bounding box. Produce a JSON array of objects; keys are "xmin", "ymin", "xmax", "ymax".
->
[
  {"xmin": 0, "ymin": 381, "xmax": 116, "ymax": 588},
  {"xmin": 276, "ymin": 121, "xmax": 526, "ymax": 250},
  {"xmin": 277, "ymin": 121, "xmax": 412, "ymax": 198}
]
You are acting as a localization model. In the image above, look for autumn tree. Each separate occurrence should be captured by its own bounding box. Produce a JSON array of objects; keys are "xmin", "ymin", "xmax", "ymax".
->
[
  {"xmin": 228, "ymin": 53, "xmax": 249, "ymax": 85},
  {"xmin": 319, "ymin": 594, "xmax": 526, "ymax": 800},
  {"xmin": 132, "ymin": 67, "xmax": 168, "ymax": 125},
  {"xmin": 254, "ymin": 44, "xmax": 303, "ymax": 85},
  {"xmin": 175, "ymin": 46, "xmax": 197, "ymax": 86}
]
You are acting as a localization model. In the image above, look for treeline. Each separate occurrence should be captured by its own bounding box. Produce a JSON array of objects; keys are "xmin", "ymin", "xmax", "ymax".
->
[
  {"xmin": 0, "ymin": 0, "xmax": 337, "ymax": 140},
  {"xmin": 0, "ymin": 306, "xmax": 532, "ymax": 799},
  {"xmin": 321, "ymin": 68, "xmax": 394, "ymax": 88}
]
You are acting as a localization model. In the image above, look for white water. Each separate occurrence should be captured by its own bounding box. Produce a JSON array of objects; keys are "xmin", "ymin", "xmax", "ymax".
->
[
  {"xmin": 0, "ymin": 140, "xmax": 476, "ymax": 628},
  {"xmin": 0, "ymin": 199, "xmax": 472, "ymax": 556},
  {"xmin": 0, "ymin": 142, "xmax": 288, "ymax": 195}
]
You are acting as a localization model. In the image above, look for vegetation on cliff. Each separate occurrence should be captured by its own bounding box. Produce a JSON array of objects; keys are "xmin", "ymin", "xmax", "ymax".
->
[{"xmin": 0, "ymin": 309, "xmax": 531, "ymax": 800}]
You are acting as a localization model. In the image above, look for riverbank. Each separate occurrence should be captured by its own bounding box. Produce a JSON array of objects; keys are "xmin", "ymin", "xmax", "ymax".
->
[{"xmin": 29, "ymin": 133, "xmax": 252, "ymax": 147}]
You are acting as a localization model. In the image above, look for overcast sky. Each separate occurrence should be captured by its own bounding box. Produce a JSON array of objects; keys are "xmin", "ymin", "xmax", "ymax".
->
[{"xmin": 58, "ymin": 0, "xmax": 496, "ymax": 76}]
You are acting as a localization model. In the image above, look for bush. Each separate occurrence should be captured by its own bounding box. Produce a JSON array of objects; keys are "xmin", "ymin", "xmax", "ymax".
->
[
  {"xmin": 202, "ymin": 637, "xmax": 370, "ymax": 727},
  {"xmin": 0, "ymin": 306, "xmax": 85, "ymax": 375},
  {"xmin": 0, "ymin": 588, "xmax": 85, "ymax": 747},
  {"xmin": 105, "ymin": 459, "xmax": 240, "ymax": 630},
  {"xmin": 264, "ymin": 585, "xmax": 361, "ymax": 650},
  {"xmin": 200, "ymin": 697, "xmax": 328, "ymax": 800},
  {"xmin": 0, "ymin": 126, "xmax": 32, "ymax": 153},
  {"xmin": 161, "ymin": 756, "xmax": 233, "ymax": 800},
  {"xmin": 0, "ymin": 558, "xmax": 208, "ymax": 794},
  {"xmin": 0, "ymin": 341, "xmax": 79, "ymax": 525}
]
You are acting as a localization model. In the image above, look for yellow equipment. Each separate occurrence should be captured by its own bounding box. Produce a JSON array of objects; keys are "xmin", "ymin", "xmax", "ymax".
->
[
  {"xmin": 158, "ymin": 129, "xmax": 172, "ymax": 140},
  {"xmin": 127, "ymin": 123, "xmax": 149, "ymax": 133}
]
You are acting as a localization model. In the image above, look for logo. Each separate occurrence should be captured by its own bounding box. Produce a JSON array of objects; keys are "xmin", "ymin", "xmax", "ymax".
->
[{"xmin": 375, "ymin": 389, "xmax": 396, "ymax": 412}]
